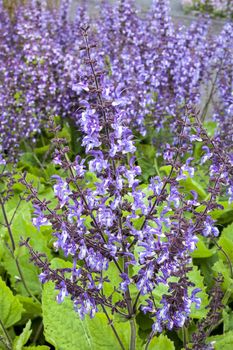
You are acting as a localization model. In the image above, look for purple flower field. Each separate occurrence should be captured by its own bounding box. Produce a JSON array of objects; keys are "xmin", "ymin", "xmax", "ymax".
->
[{"xmin": 0, "ymin": 1, "xmax": 233, "ymax": 349}]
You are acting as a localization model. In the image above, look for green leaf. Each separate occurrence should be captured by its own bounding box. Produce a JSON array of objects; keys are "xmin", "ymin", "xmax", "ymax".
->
[
  {"xmin": 136, "ymin": 144, "xmax": 157, "ymax": 180},
  {"xmin": 34, "ymin": 145, "xmax": 50, "ymax": 156},
  {"xmin": 223, "ymin": 307, "xmax": 233, "ymax": 333},
  {"xmin": 13, "ymin": 320, "xmax": 32, "ymax": 350},
  {"xmin": 43, "ymin": 282, "xmax": 131, "ymax": 350},
  {"xmin": 57, "ymin": 122, "xmax": 71, "ymax": 143},
  {"xmin": 103, "ymin": 263, "xmax": 122, "ymax": 303},
  {"xmin": 196, "ymin": 201, "xmax": 233, "ymax": 226},
  {"xmin": 144, "ymin": 334, "xmax": 175, "ymax": 350},
  {"xmin": 203, "ymin": 121, "xmax": 217, "ymax": 137},
  {"xmin": 212, "ymin": 260, "xmax": 233, "ymax": 292},
  {"xmin": 179, "ymin": 177, "xmax": 207, "ymax": 200},
  {"xmin": 191, "ymin": 236, "xmax": 215, "ymax": 258},
  {"xmin": 42, "ymin": 258, "xmax": 132, "ymax": 350},
  {"xmin": 17, "ymin": 296, "xmax": 42, "ymax": 324},
  {"xmin": 0, "ymin": 276, "xmax": 24, "ymax": 328},
  {"xmin": 218, "ymin": 224, "xmax": 233, "ymax": 263},
  {"xmin": 207, "ymin": 331, "xmax": 233, "ymax": 350},
  {"xmin": 0, "ymin": 198, "xmax": 52, "ymax": 295},
  {"xmin": 159, "ymin": 165, "xmax": 172, "ymax": 176},
  {"xmin": 188, "ymin": 266, "xmax": 209, "ymax": 319}
]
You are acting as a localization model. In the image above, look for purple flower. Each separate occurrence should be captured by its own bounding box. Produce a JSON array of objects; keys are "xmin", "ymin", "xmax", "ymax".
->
[
  {"xmin": 56, "ymin": 281, "xmax": 69, "ymax": 304},
  {"xmin": 52, "ymin": 176, "xmax": 72, "ymax": 208}
]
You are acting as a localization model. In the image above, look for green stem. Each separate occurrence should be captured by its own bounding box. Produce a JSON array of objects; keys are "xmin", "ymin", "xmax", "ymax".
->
[
  {"xmin": 182, "ymin": 326, "xmax": 189, "ymax": 349},
  {"xmin": 0, "ymin": 199, "xmax": 40, "ymax": 304},
  {"xmin": 129, "ymin": 317, "xmax": 136, "ymax": 350},
  {"xmin": 32, "ymin": 321, "xmax": 43, "ymax": 344},
  {"xmin": 0, "ymin": 319, "xmax": 12, "ymax": 350}
]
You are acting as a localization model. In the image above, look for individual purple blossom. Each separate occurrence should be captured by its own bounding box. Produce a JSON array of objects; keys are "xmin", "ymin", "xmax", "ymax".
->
[
  {"xmin": 32, "ymin": 205, "xmax": 51, "ymax": 230},
  {"xmin": 56, "ymin": 280, "xmax": 69, "ymax": 304},
  {"xmin": 202, "ymin": 216, "xmax": 219, "ymax": 237},
  {"xmin": 52, "ymin": 175, "xmax": 72, "ymax": 208},
  {"xmin": 0, "ymin": 154, "xmax": 6, "ymax": 165}
]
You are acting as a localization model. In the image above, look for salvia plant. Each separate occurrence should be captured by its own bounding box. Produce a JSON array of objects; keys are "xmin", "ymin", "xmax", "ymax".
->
[{"xmin": 0, "ymin": 1, "xmax": 233, "ymax": 350}]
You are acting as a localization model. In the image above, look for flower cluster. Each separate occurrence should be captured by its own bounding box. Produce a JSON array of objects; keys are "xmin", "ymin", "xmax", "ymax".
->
[
  {"xmin": 1, "ymin": 0, "xmax": 233, "ymax": 161},
  {"xmin": 21, "ymin": 26, "xmax": 232, "ymax": 342},
  {"xmin": 0, "ymin": 0, "xmax": 84, "ymax": 157},
  {"xmin": 211, "ymin": 22, "xmax": 233, "ymax": 154},
  {"xmin": 95, "ymin": 0, "xmax": 213, "ymax": 135}
]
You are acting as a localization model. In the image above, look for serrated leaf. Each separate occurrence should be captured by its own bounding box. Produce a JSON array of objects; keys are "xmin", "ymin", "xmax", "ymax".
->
[
  {"xmin": 221, "ymin": 223, "xmax": 233, "ymax": 239},
  {"xmin": 42, "ymin": 259, "xmax": 133, "ymax": 350},
  {"xmin": 145, "ymin": 334, "xmax": 175, "ymax": 350},
  {"xmin": 223, "ymin": 308, "xmax": 233, "ymax": 333},
  {"xmin": 0, "ymin": 277, "xmax": 24, "ymax": 328},
  {"xmin": 13, "ymin": 320, "xmax": 32, "ymax": 350}
]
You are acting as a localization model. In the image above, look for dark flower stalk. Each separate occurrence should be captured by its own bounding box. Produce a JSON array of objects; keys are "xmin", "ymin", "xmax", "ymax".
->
[
  {"xmin": 191, "ymin": 274, "xmax": 224, "ymax": 350},
  {"xmin": 0, "ymin": 159, "xmax": 39, "ymax": 303}
]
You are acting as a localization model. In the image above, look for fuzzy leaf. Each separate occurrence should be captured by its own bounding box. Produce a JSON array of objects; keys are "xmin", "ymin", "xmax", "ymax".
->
[
  {"xmin": 0, "ymin": 276, "xmax": 24, "ymax": 328},
  {"xmin": 42, "ymin": 258, "xmax": 132, "ymax": 350}
]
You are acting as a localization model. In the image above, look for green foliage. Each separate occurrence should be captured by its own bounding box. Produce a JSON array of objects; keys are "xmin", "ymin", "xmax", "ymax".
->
[
  {"xmin": 208, "ymin": 331, "xmax": 233, "ymax": 349},
  {"xmin": 145, "ymin": 334, "xmax": 175, "ymax": 350},
  {"xmin": 218, "ymin": 223, "xmax": 233, "ymax": 263},
  {"xmin": 212, "ymin": 260, "xmax": 233, "ymax": 293},
  {"xmin": 191, "ymin": 236, "xmax": 215, "ymax": 259},
  {"xmin": 42, "ymin": 281, "xmax": 129, "ymax": 350},
  {"xmin": 0, "ymin": 196, "xmax": 52, "ymax": 296},
  {"xmin": 188, "ymin": 266, "xmax": 209, "ymax": 319},
  {"xmin": 136, "ymin": 144, "xmax": 158, "ymax": 181},
  {"xmin": 0, "ymin": 276, "xmax": 24, "ymax": 328},
  {"xmin": 13, "ymin": 320, "xmax": 32, "ymax": 350},
  {"xmin": 0, "ymin": 95, "xmax": 232, "ymax": 349}
]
